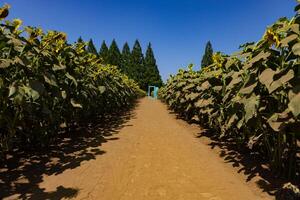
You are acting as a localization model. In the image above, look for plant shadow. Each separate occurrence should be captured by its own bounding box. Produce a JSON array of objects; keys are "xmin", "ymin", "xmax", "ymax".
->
[
  {"xmin": 197, "ymin": 129, "xmax": 299, "ymax": 197},
  {"xmin": 166, "ymin": 107, "xmax": 299, "ymax": 198},
  {"xmin": 0, "ymin": 104, "xmax": 137, "ymax": 200}
]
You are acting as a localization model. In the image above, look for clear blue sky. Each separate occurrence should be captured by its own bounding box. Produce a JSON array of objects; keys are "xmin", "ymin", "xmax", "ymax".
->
[{"xmin": 3, "ymin": 0, "xmax": 297, "ymax": 81}]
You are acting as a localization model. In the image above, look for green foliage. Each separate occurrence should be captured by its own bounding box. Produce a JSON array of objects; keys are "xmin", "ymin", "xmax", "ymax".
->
[
  {"xmin": 96, "ymin": 39, "xmax": 163, "ymax": 91},
  {"xmin": 87, "ymin": 39, "xmax": 98, "ymax": 55},
  {"xmin": 131, "ymin": 40, "xmax": 146, "ymax": 90},
  {"xmin": 160, "ymin": 4, "xmax": 300, "ymax": 180},
  {"xmin": 144, "ymin": 43, "xmax": 163, "ymax": 87},
  {"xmin": 107, "ymin": 39, "xmax": 121, "ymax": 68},
  {"xmin": 121, "ymin": 42, "xmax": 131, "ymax": 75},
  {"xmin": 99, "ymin": 40, "xmax": 109, "ymax": 63},
  {"xmin": 0, "ymin": 6, "xmax": 145, "ymax": 153},
  {"xmin": 201, "ymin": 41, "xmax": 213, "ymax": 68},
  {"xmin": 77, "ymin": 36, "xmax": 84, "ymax": 43}
]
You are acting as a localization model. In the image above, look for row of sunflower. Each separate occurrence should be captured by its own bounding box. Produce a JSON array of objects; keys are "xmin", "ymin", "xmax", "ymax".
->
[
  {"xmin": 160, "ymin": 3, "xmax": 300, "ymax": 179},
  {"xmin": 0, "ymin": 5, "xmax": 145, "ymax": 154}
]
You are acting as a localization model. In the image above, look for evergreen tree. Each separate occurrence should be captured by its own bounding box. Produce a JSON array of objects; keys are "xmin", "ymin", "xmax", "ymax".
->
[
  {"xmin": 87, "ymin": 39, "xmax": 98, "ymax": 55},
  {"xmin": 77, "ymin": 36, "xmax": 84, "ymax": 43},
  {"xmin": 99, "ymin": 40, "xmax": 109, "ymax": 63},
  {"xmin": 121, "ymin": 42, "xmax": 131, "ymax": 75},
  {"xmin": 107, "ymin": 39, "xmax": 121, "ymax": 68},
  {"xmin": 144, "ymin": 43, "xmax": 162, "ymax": 88},
  {"xmin": 131, "ymin": 40, "xmax": 146, "ymax": 90},
  {"xmin": 201, "ymin": 41, "xmax": 213, "ymax": 68}
]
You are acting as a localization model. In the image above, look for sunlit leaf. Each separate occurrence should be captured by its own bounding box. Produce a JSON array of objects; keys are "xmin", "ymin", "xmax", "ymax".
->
[
  {"xmin": 259, "ymin": 68, "xmax": 275, "ymax": 92},
  {"xmin": 288, "ymin": 92, "xmax": 300, "ymax": 117},
  {"xmin": 44, "ymin": 73, "xmax": 58, "ymax": 87},
  {"xmin": 280, "ymin": 34, "xmax": 298, "ymax": 47},
  {"xmin": 292, "ymin": 42, "xmax": 300, "ymax": 56},
  {"xmin": 70, "ymin": 98, "xmax": 82, "ymax": 108},
  {"xmin": 65, "ymin": 73, "xmax": 78, "ymax": 87}
]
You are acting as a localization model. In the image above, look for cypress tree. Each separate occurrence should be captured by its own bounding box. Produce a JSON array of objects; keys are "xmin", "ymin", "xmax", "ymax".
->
[
  {"xmin": 131, "ymin": 40, "xmax": 145, "ymax": 90},
  {"xmin": 87, "ymin": 39, "xmax": 98, "ymax": 55},
  {"xmin": 201, "ymin": 41, "xmax": 213, "ymax": 68},
  {"xmin": 107, "ymin": 39, "xmax": 121, "ymax": 68},
  {"xmin": 121, "ymin": 42, "xmax": 131, "ymax": 75},
  {"xmin": 77, "ymin": 36, "xmax": 84, "ymax": 43},
  {"xmin": 99, "ymin": 40, "xmax": 109, "ymax": 63},
  {"xmin": 144, "ymin": 43, "xmax": 162, "ymax": 88}
]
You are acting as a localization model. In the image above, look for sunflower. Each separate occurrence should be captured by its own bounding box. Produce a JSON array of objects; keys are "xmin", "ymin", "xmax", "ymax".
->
[
  {"xmin": 212, "ymin": 52, "xmax": 224, "ymax": 68},
  {"xmin": 0, "ymin": 4, "xmax": 10, "ymax": 20},
  {"xmin": 12, "ymin": 18, "xmax": 22, "ymax": 30},
  {"xmin": 263, "ymin": 29, "xmax": 280, "ymax": 47}
]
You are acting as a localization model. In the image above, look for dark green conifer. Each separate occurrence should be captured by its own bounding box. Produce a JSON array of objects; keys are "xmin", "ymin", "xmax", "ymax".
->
[
  {"xmin": 87, "ymin": 39, "xmax": 98, "ymax": 55},
  {"xmin": 121, "ymin": 42, "xmax": 131, "ymax": 75},
  {"xmin": 131, "ymin": 40, "xmax": 146, "ymax": 90},
  {"xmin": 77, "ymin": 36, "xmax": 84, "ymax": 43},
  {"xmin": 107, "ymin": 39, "xmax": 121, "ymax": 68},
  {"xmin": 144, "ymin": 43, "xmax": 162, "ymax": 88},
  {"xmin": 99, "ymin": 40, "xmax": 109, "ymax": 63},
  {"xmin": 201, "ymin": 41, "xmax": 213, "ymax": 68}
]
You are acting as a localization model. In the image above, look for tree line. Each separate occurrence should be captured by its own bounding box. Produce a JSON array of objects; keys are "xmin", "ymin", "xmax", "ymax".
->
[
  {"xmin": 79, "ymin": 37, "xmax": 163, "ymax": 91},
  {"xmin": 81, "ymin": 37, "xmax": 214, "ymax": 90}
]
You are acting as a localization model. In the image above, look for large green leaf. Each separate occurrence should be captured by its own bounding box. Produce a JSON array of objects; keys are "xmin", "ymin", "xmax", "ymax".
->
[
  {"xmin": 280, "ymin": 34, "xmax": 298, "ymax": 47},
  {"xmin": 244, "ymin": 95, "xmax": 260, "ymax": 122},
  {"xmin": 267, "ymin": 109, "xmax": 291, "ymax": 131},
  {"xmin": 258, "ymin": 68, "xmax": 275, "ymax": 91},
  {"xmin": 21, "ymin": 85, "xmax": 40, "ymax": 101},
  {"xmin": 8, "ymin": 84, "xmax": 16, "ymax": 97},
  {"xmin": 292, "ymin": 42, "xmax": 300, "ymax": 56},
  {"xmin": 245, "ymin": 51, "xmax": 271, "ymax": 69},
  {"xmin": 65, "ymin": 73, "xmax": 78, "ymax": 87},
  {"xmin": 239, "ymin": 82, "xmax": 257, "ymax": 95},
  {"xmin": 195, "ymin": 98, "xmax": 213, "ymax": 108},
  {"xmin": 289, "ymin": 24, "xmax": 300, "ymax": 35},
  {"xmin": 0, "ymin": 59, "xmax": 11, "ymax": 68},
  {"xmin": 288, "ymin": 85, "xmax": 300, "ymax": 100},
  {"xmin": 269, "ymin": 69, "xmax": 294, "ymax": 93},
  {"xmin": 44, "ymin": 73, "xmax": 58, "ymax": 87},
  {"xmin": 227, "ymin": 77, "xmax": 242, "ymax": 90},
  {"xmin": 200, "ymin": 81, "xmax": 210, "ymax": 90},
  {"xmin": 268, "ymin": 113, "xmax": 283, "ymax": 132},
  {"xmin": 288, "ymin": 92, "xmax": 300, "ymax": 117}
]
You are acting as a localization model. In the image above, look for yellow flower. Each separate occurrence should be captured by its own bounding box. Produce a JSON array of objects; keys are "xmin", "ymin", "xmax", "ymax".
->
[
  {"xmin": 12, "ymin": 18, "xmax": 22, "ymax": 30},
  {"xmin": 55, "ymin": 39, "xmax": 65, "ymax": 53},
  {"xmin": 36, "ymin": 28, "xmax": 43, "ymax": 36},
  {"xmin": 263, "ymin": 29, "xmax": 280, "ymax": 47},
  {"xmin": 212, "ymin": 52, "xmax": 224, "ymax": 68}
]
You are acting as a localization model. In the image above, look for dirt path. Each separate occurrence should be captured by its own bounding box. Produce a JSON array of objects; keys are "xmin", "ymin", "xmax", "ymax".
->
[{"xmin": 36, "ymin": 98, "xmax": 271, "ymax": 200}]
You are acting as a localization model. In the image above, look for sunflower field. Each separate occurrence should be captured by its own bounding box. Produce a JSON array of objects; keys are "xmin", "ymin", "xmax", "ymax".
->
[
  {"xmin": 0, "ymin": 4, "xmax": 145, "ymax": 154},
  {"xmin": 159, "ymin": 3, "xmax": 300, "ymax": 179}
]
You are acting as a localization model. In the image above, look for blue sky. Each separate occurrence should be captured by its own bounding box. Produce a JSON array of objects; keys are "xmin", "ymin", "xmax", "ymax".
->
[{"xmin": 3, "ymin": 0, "xmax": 297, "ymax": 81}]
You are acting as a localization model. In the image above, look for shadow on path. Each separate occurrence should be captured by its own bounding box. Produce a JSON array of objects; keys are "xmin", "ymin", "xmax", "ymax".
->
[
  {"xmin": 166, "ymin": 107, "xmax": 299, "ymax": 198},
  {"xmin": 197, "ymin": 130, "xmax": 299, "ymax": 197},
  {"xmin": 0, "ymin": 105, "xmax": 137, "ymax": 200}
]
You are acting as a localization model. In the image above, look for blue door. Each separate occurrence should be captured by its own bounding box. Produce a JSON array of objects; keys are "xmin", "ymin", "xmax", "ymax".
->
[{"xmin": 148, "ymin": 86, "xmax": 158, "ymax": 99}]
